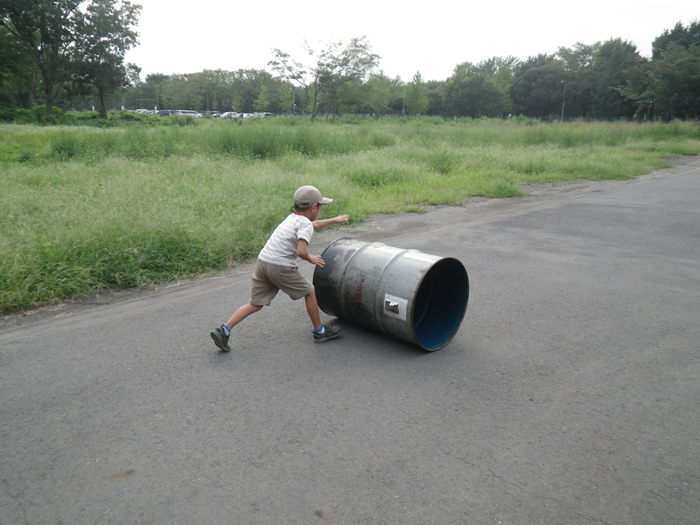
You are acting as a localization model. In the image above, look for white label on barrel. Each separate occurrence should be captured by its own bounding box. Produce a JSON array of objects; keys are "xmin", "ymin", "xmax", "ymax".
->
[{"xmin": 384, "ymin": 294, "xmax": 408, "ymax": 321}]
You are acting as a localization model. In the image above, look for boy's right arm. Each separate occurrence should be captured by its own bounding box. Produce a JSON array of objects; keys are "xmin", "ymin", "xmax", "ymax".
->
[
  {"xmin": 313, "ymin": 215, "xmax": 350, "ymax": 230},
  {"xmin": 296, "ymin": 239, "xmax": 324, "ymax": 267}
]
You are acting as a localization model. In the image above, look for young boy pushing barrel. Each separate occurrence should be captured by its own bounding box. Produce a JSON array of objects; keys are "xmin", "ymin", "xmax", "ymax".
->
[{"xmin": 210, "ymin": 185, "xmax": 349, "ymax": 352}]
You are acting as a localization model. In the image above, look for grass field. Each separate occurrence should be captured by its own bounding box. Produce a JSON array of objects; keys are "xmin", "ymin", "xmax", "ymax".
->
[{"xmin": 2, "ymin": 116, "xmax": 699, "ymax": 313}]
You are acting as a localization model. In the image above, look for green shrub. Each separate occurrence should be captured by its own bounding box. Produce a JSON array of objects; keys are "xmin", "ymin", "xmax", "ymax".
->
[
  {"xmin": 343, "ymin": 167, "xmax": 407, "ymax": 188},
  {"xmin": 425, "ymin": 150, "xmax": 461, "ymax": 174}
]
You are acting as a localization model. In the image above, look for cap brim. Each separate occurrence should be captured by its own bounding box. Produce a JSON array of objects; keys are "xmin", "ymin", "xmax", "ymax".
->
[{"xmin": 319, "ymin": 197, "xmax": 333, "ymax": 205}]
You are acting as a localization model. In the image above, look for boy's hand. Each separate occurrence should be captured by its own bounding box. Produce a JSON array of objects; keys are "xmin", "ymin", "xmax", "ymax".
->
[
  {"xmin": 312, "ymin": 215, "xmax": 350, "ymax": 230},
  {"xmin": 296, "ymin": 240, "xmax": 324, "ymax": 267},
  {"xmin": 309, "ymin": 255, "xmax": 325, "ymax": 267}
]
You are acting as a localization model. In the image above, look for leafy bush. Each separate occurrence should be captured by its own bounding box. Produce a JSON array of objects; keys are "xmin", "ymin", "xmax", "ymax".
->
[
  {"xmin": 425, "ymin": 150, "xmax": 461, "ymax": 174},
  {"xmin": 343, "ymin": 167, "xmax": 407, "ymax": 188}
]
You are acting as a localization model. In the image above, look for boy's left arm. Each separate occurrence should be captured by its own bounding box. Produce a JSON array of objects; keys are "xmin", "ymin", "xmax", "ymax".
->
[{"xmin": 313, "ymin": 215, "xmax": 350, "ymax": 230}]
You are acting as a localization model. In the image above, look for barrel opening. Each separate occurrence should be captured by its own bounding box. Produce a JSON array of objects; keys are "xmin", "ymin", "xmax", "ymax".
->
[{"xmin": 412, "ymin": 258, "xmax": 469, "ymax": 351}]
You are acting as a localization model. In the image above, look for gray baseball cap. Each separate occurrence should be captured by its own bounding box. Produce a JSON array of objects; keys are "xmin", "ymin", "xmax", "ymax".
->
[{"xmin": 293, "ymin": 185, "xmax": 333, "ymax": 208}]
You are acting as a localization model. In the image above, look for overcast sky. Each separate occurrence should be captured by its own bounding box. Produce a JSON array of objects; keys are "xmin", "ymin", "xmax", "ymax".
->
[{"xmin": 124, "ymin": 0, "xmax": 698, "ymax": 82}]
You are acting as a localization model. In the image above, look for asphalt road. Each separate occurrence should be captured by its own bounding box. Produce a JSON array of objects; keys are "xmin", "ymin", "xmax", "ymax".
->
[{"xmin": 1, "ymin": 157, "xmax": 699, "ymax": 525}]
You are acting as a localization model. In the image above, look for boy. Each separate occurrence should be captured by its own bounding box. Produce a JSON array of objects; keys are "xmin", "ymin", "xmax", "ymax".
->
[{"xmin": 210, "ymin": 185, "xmax": 349, "ymax": 352}]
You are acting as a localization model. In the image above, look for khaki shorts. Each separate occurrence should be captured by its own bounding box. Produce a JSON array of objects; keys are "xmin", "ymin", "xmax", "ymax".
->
[{"xmin": 250, "ymin": 259, "xmax": 314, "ymax": 306}]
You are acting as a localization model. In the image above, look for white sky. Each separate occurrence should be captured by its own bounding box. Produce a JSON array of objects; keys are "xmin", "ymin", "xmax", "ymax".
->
[{"xmin": 125, "ymin": 0, "xmax": 698, "ymax": 82}]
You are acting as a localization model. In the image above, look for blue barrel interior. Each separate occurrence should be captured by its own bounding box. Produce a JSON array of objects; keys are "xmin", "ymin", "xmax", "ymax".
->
[{"xmin": 412, "ymin": 258, "xmax": 469, "ymax": 350}]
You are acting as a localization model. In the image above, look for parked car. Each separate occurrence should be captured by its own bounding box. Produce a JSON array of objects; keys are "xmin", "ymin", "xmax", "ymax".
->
[
  {"xmin": 175, "ymin": 110, "xmax": 202, "ymax": 117},
  {"xmin": 220, "ymin": 112, "xmax": 240, "ymax": 119}
]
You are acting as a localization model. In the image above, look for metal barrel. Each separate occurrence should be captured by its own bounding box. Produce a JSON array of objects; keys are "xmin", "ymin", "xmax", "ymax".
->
[{"xmin": 312, "ymin": 238, "xmax": 469, "ymax": 351}]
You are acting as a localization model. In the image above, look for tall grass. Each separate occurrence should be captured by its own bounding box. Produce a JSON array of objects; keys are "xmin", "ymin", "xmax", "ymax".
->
[
  {"xmin": 2, "ymin": 118, "xmax": 699, "ymax": 312},
  {"xmin": 1, "ymin": 118, "xmax": 396, "ymax": 163}
]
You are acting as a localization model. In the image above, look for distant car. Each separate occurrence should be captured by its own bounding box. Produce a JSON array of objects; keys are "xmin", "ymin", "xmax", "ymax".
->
[
  {"xmin": 203, "ymin": 111, "xmax": 221, "ymax": 118},
  {"xmin": 175, "ymin": 110, "xmax": 202, "ymax": 117},
  {"xmin": 220, "ymin": 112, "xmax": 240, "ymax": 119},
  {"xmin": 134, "ymin": 108, "xmax": 153, "ymax": 114}
]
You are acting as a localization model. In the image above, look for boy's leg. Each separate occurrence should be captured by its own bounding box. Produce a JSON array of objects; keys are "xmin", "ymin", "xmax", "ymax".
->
[
  {"xmin": 304, "ymin": 290, "xmax": 322, "ymax": 330},
  {"xmin": 226, "ymin": 303, "xmax": 263, "ymax": 329},
  {"xmin": 305, "ymin": 289, "xmax": 341, "ymax": 343},
  {"xmin": 263, "ymin": 264, "xmax": 319, "ymax": 328},
  {"xmin": 211, "ymin": 303, "xmax": 262, "ymax": 352},
  {"xmin": 263, "ymin": 263, "xmax": 341, "ymax": 342},
  {"xmin": 211, "ymin": 260, "xmax": 276, "ymax": 352}
]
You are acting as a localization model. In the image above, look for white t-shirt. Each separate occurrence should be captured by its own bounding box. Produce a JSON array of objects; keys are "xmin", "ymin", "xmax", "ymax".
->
[{"xmin": 258, "ymin": 213, "xmax": 314, "ymax": 267}]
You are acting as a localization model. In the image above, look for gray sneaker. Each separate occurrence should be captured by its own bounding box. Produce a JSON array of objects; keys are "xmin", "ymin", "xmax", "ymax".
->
[
  {"xmin": 313, "ymin": 324, "xmax": 341, "ymax": 343},
  {"xmin": 210, "ymin": 325, "xmax": 231, "ymax": 352}
]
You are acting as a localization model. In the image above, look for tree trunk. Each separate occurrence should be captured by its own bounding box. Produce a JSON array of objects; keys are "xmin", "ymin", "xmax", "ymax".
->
[
  {"xmin": 98, "ymin": 86, "xmax": 107, "ymax": 117},
  {"xmin": 41, "ymin": 68, "xmax": 56, "ymax": 114},
  {"xmin": 44, "ymin": 84, "xmax": 54, "ymax": 114},
  {"xmin": 28, "ymin": 70, "xmax": 36, "ymax": 108},
  {"xmin": 311, "ymin": 85, "xmax": 320, "ymax": 122}
]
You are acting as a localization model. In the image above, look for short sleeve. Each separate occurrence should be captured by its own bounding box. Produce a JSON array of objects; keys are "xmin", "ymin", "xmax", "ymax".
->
[{"xmin": 297, "ymin": 219, "xmax": 314, "ymax": 244}]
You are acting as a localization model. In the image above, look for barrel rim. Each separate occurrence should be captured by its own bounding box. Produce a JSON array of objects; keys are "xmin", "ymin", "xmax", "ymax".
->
[{"xmin": 410, "ymin": 256, "xmax": 469, "ymax": 351}]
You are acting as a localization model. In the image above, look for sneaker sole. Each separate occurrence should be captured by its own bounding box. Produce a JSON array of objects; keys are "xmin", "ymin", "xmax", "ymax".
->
[
  {"xmin": 210, "ymin": 331, "xmax": 231, "ymax": 352},
  {"xmin": 314, "ymin": 332, "xmax": 341, "ymax": 343}
]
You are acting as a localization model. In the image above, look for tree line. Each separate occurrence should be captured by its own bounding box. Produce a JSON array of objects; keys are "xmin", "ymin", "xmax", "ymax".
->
[
  {"xmin": 1, "ymin": 1, "xmax": 698, "ymax": 121},
  {"xmin": 123, "ymin": 24, "xmax": 700, "ymax": 121},
  {"xmin": 0, "ymin": 0, "xmax": 140, "ymax": 116}
]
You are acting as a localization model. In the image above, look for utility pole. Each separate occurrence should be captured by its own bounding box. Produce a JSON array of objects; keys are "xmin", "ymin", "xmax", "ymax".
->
[
  {"xmin": 560, "ymin": 80, "xmax": 566, "ymax": 122},
  {"xmin": 402, "ymin": 85, "xmax": 406, "ymax": 117}
]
